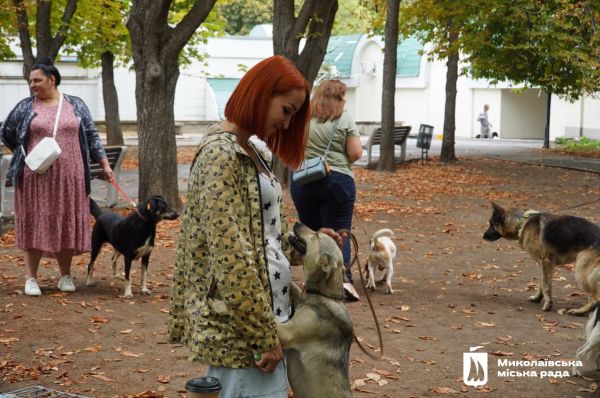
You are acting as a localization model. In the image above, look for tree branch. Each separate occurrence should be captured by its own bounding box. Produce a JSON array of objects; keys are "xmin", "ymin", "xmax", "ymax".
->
[
  {"xmin": 48, "ymin": 0, "xmax": 78, "ymax": 59},
  {"xmin": 36, "ymin": 0, "xmax": 52, "ymax": 57},
  {"xmin": 273, "ymin": 0, "xmax": 296, "ymax": 54},
  {"xmin": 291, "ymin": 0, "xmax": 318, "ymax": 41},
  {"xmin": 12, "ymin": 0, "xmax": 34, "ymax": 67},
  {"xmin": 166, "ymin": 0, "xmax": 217, "ymax": 58}
]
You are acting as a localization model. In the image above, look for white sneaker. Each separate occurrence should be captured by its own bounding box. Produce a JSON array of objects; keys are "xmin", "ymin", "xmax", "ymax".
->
[
  {"xmin": 24, "ymin": 278, "xmax": 41, "ymax": 296},
  {"xmin": 58, "ymin": 275, "xmax": 76, "ymax": 292}
]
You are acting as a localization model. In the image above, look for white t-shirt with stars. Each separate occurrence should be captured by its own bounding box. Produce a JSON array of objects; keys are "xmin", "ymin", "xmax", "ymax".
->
[{"xmin": 257, "ymin": 172, "xmax": 293, "ymax": 323}]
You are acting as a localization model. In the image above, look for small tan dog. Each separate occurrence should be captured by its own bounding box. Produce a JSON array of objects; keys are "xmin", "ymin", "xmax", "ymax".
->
[
  {"xmin": 364, "ymin": 228, "xmax": 397, "ymax": 294},
  {"xmin": 278, "ymin": 223, "xmax": 353, "ymax": 398}
]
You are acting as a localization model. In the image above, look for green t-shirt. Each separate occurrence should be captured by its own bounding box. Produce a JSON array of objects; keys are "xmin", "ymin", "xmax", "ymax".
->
[{"xmin": 304, "ymin": 111, "xmax": 360, "ymax": 178}]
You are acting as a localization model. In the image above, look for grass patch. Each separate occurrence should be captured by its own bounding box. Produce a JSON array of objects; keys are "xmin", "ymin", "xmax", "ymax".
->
[{"xmin": 551, "ymin": 136, "xmax": 600, "ymax": 157}]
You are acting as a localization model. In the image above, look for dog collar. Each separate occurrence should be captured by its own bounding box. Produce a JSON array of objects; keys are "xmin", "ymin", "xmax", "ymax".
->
[
  {"xmin": 136, "ymin": 208, "xmax": 150, "ymax": 223},
  {"xmin": 305, "ymin": 287, "xmax": 344, "ymax": 301},
  {"xmin": 517, "ymin": 209, "xmax": 539, "ymax": 239}
]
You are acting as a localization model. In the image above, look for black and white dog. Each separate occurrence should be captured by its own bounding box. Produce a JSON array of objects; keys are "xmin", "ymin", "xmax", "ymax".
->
[{"xmin": 87, "ymin": 197, "xmax": 178, "ymax": 298}]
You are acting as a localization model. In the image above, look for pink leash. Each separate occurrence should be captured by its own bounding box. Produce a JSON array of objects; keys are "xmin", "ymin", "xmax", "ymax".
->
[{"xmin": 110, "ymin": 179, "xmax": 137, "ymax": 207}]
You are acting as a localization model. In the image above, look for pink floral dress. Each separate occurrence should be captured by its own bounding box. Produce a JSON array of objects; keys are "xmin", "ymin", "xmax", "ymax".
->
[{"xmin": 15, "ymin": 98, "xmax": 91, "ymax": 257}]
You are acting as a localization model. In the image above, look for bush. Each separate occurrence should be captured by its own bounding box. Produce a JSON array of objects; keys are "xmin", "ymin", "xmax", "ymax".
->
[{"xmin": 554, "ymin": 136, "xmax": 600, "ymax": 151}]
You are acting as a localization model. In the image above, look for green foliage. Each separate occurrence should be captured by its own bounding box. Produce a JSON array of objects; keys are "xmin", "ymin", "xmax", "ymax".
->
[
  {"xmin": 398, "ymin": 0, "xmax": 480, "ymax": 60},
  {"xmin": 555, "ymin": 136, "xmax": 600, "ymax": 151},
  {"xmin": 65, "ymin": 0, "xmax": 131, "ymax": 68},
  {"xmin": 332, "ymin": 0, "xmax": 377, "ymax": 35},
  {"xmin": 0, "ymin": 2, "xmax": 17, "ymax": 60},
  {"xmin": 464, "ymin": 0, "xmax": 600, "ymax": 100},
  {"xmin": 217, "ymin": 0, "xmax": 272, "ymax": 35}
]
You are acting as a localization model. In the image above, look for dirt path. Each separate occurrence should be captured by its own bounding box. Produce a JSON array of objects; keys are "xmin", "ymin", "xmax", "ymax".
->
[{"xmin": 1, "ymin": 156, "xmax": 600, "ymax": 397}]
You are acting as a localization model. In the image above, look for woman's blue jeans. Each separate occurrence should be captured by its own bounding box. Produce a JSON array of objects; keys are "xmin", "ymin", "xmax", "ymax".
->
[{"xmin": 290, "ymin": 171, "xmax": 356, "ymax": 283}]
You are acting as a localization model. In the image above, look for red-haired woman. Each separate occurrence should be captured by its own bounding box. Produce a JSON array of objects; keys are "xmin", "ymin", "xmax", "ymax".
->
[
  {"xmin": 168, "ymin": 56, "xmax": 342, "ymax": 397},
  {"xmin": 290, "ymin": 79, "xmax": 363, "ymax": 301}
]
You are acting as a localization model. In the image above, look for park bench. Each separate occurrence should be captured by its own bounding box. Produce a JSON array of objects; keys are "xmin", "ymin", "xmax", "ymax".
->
[
  {"xmin": 90, "ymin": 145, "xmax": 128, "ymax": 206},
  {"xmin": 364, "ymin": 125, "xmax": 412, "ymax": 166},
  {"xmin": 0, "ymin": 145, "xmax": 128, "ymax": 224},
  {"xmin": 416, "ymin": 124, "xmax": 434, "ymax": 164}
]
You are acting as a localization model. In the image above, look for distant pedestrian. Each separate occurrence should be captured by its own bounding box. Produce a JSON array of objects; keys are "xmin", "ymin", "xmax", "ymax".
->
[{"xmin": 477, "ymin": 104, "xmax": 492, "ymax": 139}]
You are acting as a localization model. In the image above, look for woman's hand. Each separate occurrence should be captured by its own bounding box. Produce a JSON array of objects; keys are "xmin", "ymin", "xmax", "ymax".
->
[
  {"xmin": 101, "ymin": 165, "xmax": 114, "ymax": 182},
  {"xmin": 98, "ymin": 158, "xmax": 114, "ymax": 181},
  {"xmin": 318, "ymin": 227, "xmax": 343, "ymax": 249},
  {"xmin": 255, "ymin": 343, "xmax": 283, "ymax": 373}
]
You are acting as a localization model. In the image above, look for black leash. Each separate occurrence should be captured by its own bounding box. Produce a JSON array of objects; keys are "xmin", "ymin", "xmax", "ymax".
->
[
  {"xmin": 338, "ymin": 228, "xmax": 384, "ymax": 360},
  {"xmin": 550, "ymin": 196, "xmax": 600, "ymax": 213}
]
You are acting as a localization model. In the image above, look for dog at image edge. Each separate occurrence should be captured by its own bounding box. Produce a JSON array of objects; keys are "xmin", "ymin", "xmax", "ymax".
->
[
  {"xmin": 574, "ymin": 302, "xmax": 600, "ymax": 376},
  {"xmin": 87, "ymin": 197, "xmax": 179, "ymax": 298},
  {"xmin": 364, "ymin": 228, "xmax": 397, "ymax": 294},
  {"xmin": 278, "ymin": 223, "xmax": 353, "ymax": 398},
  {"xmin": 483, "ymin": 202, "xmax": 600, "ymax": 315}
]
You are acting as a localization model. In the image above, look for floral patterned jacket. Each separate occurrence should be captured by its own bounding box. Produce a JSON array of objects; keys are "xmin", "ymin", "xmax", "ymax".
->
[
  {"xmin": 1, "ymin": 94, "xmax": 106, "ymax": 194},
  {"xmin": 168, "ymin": 125, "xmax": 290, "ymax": 368}
]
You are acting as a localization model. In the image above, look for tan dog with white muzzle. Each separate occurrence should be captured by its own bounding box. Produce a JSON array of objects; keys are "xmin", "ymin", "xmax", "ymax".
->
[{"xmin": 278, "ymin": 223, "xmax": 353, "ymax": 398}]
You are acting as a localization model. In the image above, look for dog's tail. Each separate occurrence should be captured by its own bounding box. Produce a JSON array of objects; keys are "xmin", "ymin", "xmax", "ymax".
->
[
  {"xmin": 373, "ymin": 228, "xmax": 394, "ymax": 240},
  {"xmin": 89, "ymin": 198, "xmax": 103, "ymax": 220}
]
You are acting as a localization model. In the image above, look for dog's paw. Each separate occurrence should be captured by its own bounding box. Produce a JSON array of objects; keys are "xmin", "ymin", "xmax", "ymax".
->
[
  {"xmin": 541, "ymin": 300, "xmax": 553, "ymax": 311},
  {"xmin": 528, "ymin": 293, "xmax": 543, "ymax": 303},
  {"xmin": 386, "ymin": 287, "xmax": 394, "ymax": 294},
  {"xmin": 141, "ymin": 288, "xmax": 152, "ymax": 296},
  {"xmin": 86, "ymin": 280, "xmax": 96, "ymax": 287},
  {"xmin": 566, "ymin": 308, "xmax": 588, "ymax": 316}
]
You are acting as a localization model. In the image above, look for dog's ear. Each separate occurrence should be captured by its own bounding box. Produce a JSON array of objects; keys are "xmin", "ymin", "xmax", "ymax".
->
[
  {"xmin": 491, "ymin": 202, "xmax": 504, "ymax": 216},
  {"xmin": 319, "ymin": 253, "xmax": 336, "ymax": 276}
]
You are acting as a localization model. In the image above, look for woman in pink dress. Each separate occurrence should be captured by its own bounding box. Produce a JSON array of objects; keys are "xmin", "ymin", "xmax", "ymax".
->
[{"xmin": 1, "ymin": 58, "xmax": 113, "ymax": 296}]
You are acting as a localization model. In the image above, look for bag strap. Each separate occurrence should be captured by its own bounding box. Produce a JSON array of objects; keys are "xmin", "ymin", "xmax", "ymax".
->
[
  {"xmin": 51, "ymin": 93, "xmax": 64, "ymax": 139},
  {"xmin": 21, "ymin": 93, "xmax": 63, "ymax": 156},
  {"xmin": 322, "ymin": 118, "xmax": 340, "ymax": 158}
]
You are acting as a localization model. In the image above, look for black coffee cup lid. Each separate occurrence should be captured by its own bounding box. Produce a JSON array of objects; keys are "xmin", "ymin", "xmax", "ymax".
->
[{"xmin": 185, "ymin": 376, "xmax": 222, "ymax": 393}]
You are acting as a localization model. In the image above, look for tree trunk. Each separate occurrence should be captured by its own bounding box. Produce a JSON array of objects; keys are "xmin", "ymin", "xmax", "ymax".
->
[
  {"xmin": 544, "ymin": 92, "xmax": 551, "ymax": 149},
  {"xmin": 126, "ymin": 0, "xmax": 216, "ymax": 211},
  {"xmin": 377, "ymin": 0, "xmax": 400, "ymax": 172},
  {"xmin": 440, "ymin": 40, "xmax": 459, "ymax": 163},
  {"xmin": 272, "ymin": 0, "xmax": 338, "ymax": 185},
  {"xmin": 101, "ymin": 51, "xmax": 124, "ymax": 146},
  {"xmin": 133, "ymin": 59, "xmax": 180, "ymax": 208}
]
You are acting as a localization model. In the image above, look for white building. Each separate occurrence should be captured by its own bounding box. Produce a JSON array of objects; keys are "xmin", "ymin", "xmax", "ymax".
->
[{"xmin": 1, "ymin": 25, "xmax": 599, "ymax": 140}]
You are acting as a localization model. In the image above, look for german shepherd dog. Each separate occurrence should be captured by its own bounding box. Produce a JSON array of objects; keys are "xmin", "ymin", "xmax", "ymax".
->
[
  {"xmin": 483, "ymin": 202, "xmax": 600, "ymax": 315},
  {"xmin": 278, "ymin": 223, "xmax": 353, "ymax": 398},
  {"xmin": 88, "ymin": 197, "xmax": 179, "ymax": 298}
]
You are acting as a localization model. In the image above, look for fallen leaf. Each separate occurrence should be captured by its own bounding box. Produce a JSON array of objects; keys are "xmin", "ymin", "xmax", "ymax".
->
[
  {"xmin": 157, "ymin": 374, "xmax": 171, "ymax": 384},
  {"xmin": 121, "ymin": 351, "xmax": 142, "ymax": 357},
  {"xmin": 91, "ymin": 374, "xmax": 114, "ymax": 382},
  {"xmin": 431, "ymin": 386, "xmax": 458, "ymax": 394},
  {"xmin": 82, "ymin": 344, "xmax": 103, "ymax": 353},
  {"xmin": 491, "ymin": 351, "xmax": 513, "ymax": 357}
]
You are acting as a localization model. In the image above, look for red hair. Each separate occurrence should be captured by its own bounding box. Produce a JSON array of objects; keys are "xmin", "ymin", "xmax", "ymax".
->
[
  {"xmin": 224, "ymin": 55, "xmax": 310, "ymax": 169},
  {"xmin": 311, "ymin": 79, "xmax": 346, "ymax": 123}
]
